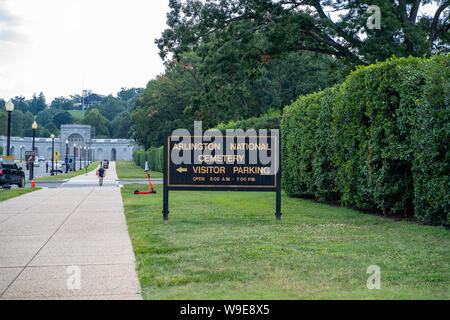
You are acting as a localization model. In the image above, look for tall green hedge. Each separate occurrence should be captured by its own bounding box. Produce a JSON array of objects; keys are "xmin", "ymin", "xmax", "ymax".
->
[
  {"xmin": 133, "ymin": 147, "xmax": 163, "ymax": 172},
  {"xmin": 216, "ymin": 110, "xmax": 281, "ymax": 131},
  {"xmin": 282, "ymin": 55, "xmax": 449, "ymax": 226}
]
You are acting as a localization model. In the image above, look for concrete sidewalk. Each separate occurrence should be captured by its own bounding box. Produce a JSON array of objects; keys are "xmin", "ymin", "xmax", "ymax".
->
[{"xmin": 0, "ymin": 162, "xmax": 142, "ymax": 300}]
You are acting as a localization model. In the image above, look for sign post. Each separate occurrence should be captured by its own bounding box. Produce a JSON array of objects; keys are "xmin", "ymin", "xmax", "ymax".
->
[
  {"xmin": 163, "ymin": 131, "xmax": 281, "ymax": 221},
  {"xmin": 25, "ymin": 151, "xmax": 36, "ymax": 181}
]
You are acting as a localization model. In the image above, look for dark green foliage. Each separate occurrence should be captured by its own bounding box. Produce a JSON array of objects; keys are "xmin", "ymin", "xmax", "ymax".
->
[
  {"xmin": 216, "ymin": 110, "xmax": 281, "ymax": 131},
  {"xmin": 147, "ymin": 147, "xmax": 164, "ymax": 172},
  {"xmin": 50, "ymin": 97, "xmax": 74, "ymax": 110},
  {"xmin": 282, "ymin": 55, "xmax": 449, "ymax": 226},
  {"xmin": 410, "ymin": 55, "xmax": 449, "ymax": 225},
  {"xmin": 0, "ymin": 111, "xmax": 7, "ymax": 136},
  {"xmin": 53, "ymin": 111, "xmax": 74, "ymax": 129},
  {"xmin": 82, "ymin": 109, "xmax": 110, "ymax": 138},
  {"xmin": 0, "ymin": 146, "xmax": 3, "ymax": 156},
  {"xmin": 133, "ymin": 147, "xmax": 164, "ymax": 172},
  {"xmin": 158, "ymin": 1, "xmax": 449, "ymax": 67}
]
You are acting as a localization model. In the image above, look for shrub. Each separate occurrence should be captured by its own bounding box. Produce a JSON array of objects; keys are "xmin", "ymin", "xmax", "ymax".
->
[
  {"xmin": 282, "ymin": 55, "xmax": 449, "ymax": 226},
  {"xmin": 216, "ymin": 109, "xmax": 281, "ymax": 131}
]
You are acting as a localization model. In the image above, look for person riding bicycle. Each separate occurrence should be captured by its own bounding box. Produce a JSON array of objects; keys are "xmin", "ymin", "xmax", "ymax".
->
[{"xmin": 98, "ymin": 165, "xmax": 106, "ymax": 186}]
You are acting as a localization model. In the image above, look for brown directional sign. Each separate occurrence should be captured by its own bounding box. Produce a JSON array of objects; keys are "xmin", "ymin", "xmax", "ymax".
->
[
  {"xmin": 25, "ymin": 151, "xmax": 36, "ymax": 163},
  {"xmin": 162, "ymin": 132, "xmax": 282, "ymax": 221}
]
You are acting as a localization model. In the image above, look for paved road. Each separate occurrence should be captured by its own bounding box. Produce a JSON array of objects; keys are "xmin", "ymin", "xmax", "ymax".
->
[{"xmin": 0, "ymin": 162, "xmax": 142, "ymax": 300}]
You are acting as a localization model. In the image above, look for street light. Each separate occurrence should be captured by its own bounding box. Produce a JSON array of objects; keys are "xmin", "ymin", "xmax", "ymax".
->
[
  {"xmin": 84, "ymin": 146, "xmax": 87, "ymax": 168},
  {"xmin": 30, "ymin": 121, "xmax": 38, "ymax": 180},
  {"xmin": 3, "ymin": 101, "xmax": 14, "ymax": 189},
  {"xmin": 65, "ymin": 139, "xmax": 69, "ymax": 173},
  {"xmin": 50, "ymin": 134, "xmax": 55, "ymax": 176},
  {"xmin": 73, "ymin": 144, "xmax": 77, "ymax": 171},
  {"xmin": 79, "ymin": 146, "xmax": 82, "ymax": 169}
]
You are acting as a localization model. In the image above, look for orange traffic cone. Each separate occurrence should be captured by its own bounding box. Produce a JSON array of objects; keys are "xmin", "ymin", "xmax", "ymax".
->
[{"xmin": 31, "ymin": 179, "xmax": 36, "ymax": 188}]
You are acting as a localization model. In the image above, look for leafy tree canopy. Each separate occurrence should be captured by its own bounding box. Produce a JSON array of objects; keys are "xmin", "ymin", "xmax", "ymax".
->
[
  {"xmin": 157, "ymin": 0, "xmax": 449, "ymax": 66},
  {"xmin": 53, "ymin": 111, "xmax": 75, "ymax": 129}
]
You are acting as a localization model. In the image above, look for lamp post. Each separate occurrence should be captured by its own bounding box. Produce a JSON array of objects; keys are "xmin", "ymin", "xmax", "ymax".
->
[
  {"xmin": 73, "ymin": 144, "xmax": 77, "ymax": 171},
  {"xmin": 79, "ymin": 146, "xmax": 82, "ymax": 169},
  {"xmin": 84, "ymin": 147, "xmax": 87, "ymax": 168},
  {"xmin": 65, "ymin": 140, "xmax": 69, "ymax": 173},
  {"xmin": 30, "ymin": 121, "xmax": 37, "ymax": 180},
  {"xmin": 50, "ymin": 134, "xmax": 55, "ymax": 175},
  {"xmin": 3, "ymin": 101, "xmax": 14, "ymax": 189},
  {"xmin": 5, "ymin": 101, "xmax": 14, "ymax": 157}
]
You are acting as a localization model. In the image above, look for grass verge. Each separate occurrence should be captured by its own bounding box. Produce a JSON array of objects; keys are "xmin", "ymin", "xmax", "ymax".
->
[
  {"xmin": 37, "ymin": 162, "xmax": 100, "ymax": 181},
  {"xmin": 0, "ymin": 188, "xmax": 41, "ymax": 202},
  {"xmin": 121, "ymin": 184, "xmax": 450, "ymax": 300},
  {"xmin": 116, "ymin": 161, "xmax": 163, "ymax": 179}
]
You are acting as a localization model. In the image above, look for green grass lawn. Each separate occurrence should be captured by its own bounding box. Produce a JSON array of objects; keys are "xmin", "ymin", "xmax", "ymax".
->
[
  {"xmin": 0, "ymin": 188, "xmax": 41, "ymax": 202},
  {"xmin": 121, "ymin": 184, "xmax": 449, "ymax": 300},
  {"xmin": 68, "ymin": 110, "xmax": 85, "ymax": 120},
  {"xmin": 37, "ymin": 162, "xmax": 100, "ymax": 181},
  {"xmin": 116, "ymin": 161, "xmax": 163, "ymax": 179}
]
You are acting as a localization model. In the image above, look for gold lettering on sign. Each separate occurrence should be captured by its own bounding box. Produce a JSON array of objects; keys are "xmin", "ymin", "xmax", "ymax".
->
[
  {"xmin": 192, "ymin": 167, "xmax": 226, "ymax": 175},
  {"xmin": 233, "ymin": 167, "xmax": 271, "ymax": 175},
  {"xmin": 173, "ymin": 143, "xmax": 221, "ymax": 151},
  {"xmin": 230, "ymin": 143, "xmax": 271, "ymax": 151}
]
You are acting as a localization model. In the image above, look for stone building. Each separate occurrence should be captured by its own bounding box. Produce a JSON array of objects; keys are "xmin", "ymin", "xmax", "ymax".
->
[{"xmin": 0, "ymin": 125, "xmax": 139, "ymax": 162}]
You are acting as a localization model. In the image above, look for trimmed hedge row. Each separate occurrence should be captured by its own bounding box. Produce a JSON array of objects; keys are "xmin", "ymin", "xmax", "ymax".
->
[
  {"xmin": 282, "ymin": 55, "xmax": 449, "ymax": 226},
  {"xmin": 133, "ymin": 147, "xmax": 164, "ymax": 172},
  {"xmin": 216, "ymin": 110, "xmax": 281, "ymax": 131}
]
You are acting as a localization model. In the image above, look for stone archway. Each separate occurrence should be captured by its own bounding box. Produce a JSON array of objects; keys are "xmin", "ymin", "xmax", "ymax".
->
[
  {"xmin": 111, "ymin": 148, "xmax": 117, "ymax": 161},
  {"xmin": 68, "ymin": 134, "xmax": 84, "ymax": 147}
]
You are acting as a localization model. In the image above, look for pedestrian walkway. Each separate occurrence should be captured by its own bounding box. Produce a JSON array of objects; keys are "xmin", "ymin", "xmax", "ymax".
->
[
  {"xmin": 0, "ymin": 162, "xmax": 142, "ymax": 300},
  {"xmin": 62, "ymin": 162, "xmax": 118, "ymax": 188}
]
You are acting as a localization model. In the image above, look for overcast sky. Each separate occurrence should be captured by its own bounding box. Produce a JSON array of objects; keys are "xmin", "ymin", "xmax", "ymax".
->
[{"xmin": 0, "ymin": 0, "xmax": 169, "ymax": 102}]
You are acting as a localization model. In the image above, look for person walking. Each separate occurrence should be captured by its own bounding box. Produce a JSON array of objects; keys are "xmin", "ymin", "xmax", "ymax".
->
[
  {"xmin": 46, "ymin": 162, "xmax": 49, "ymax": 173},
  {"xmin": 98, "ymin": 165, "xmax": 106, "ymax": 187}
]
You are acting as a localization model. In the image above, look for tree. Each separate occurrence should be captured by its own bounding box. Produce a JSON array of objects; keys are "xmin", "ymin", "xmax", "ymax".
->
[
  {"xmin": 117, "ymin": 88, "xmax": 144, "ymax": 102},
  {"xmin": 110, "ymin": 111, "xmax": 132, "ymax": 139},
  {"xmin": 131, "ymin": 53, "xmax": 203, "ymax": 148},
  {"xmin": 51, "ymin": 97, "xmax": 74, "ymax": 110},
  {"xmin": 22, "ymin": 112, "xmax": 35, "ymax": 134},
  {"xmin": 53, "ymin": 111, "xmax": 74, "ymax": 129},
  {"xmin": 0, "ymin": 111, "xmax": 6, "ymax": 136},
  {"xmin": 82, "ymin": 108, "xmax": 110, "ymax": 137},
  {"xmin": 11, "ymin": 96, "xmax": 29, "ymax": 113},
  {"xmin": 23, "ymin": 126, "xmax": 50, "ymax": 138},
  {"xmin": 157, "ymin": 0, "xmax": 450, "ymax": 66},
  {"xmin": 29, "ymin": 92, "xmax": 46, "ymax": 115},
  {"xmin": 10, "ymin": 110, "xmax": 24, "ymax": 137},
  {"xmin": 96, "ymin": 97, "xmax": 128, "ymax": 121},
  {"xmin": 36, "ymin": 109, "xmax": 54, "ymax": 127},
  {"xmin": 45, "ymin": 122, "xmax": 58, "ymax": 135}
]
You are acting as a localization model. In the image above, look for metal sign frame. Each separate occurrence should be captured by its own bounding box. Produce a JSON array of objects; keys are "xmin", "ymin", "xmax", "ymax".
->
[{"xmin": 162, "ymin": 132, "xmax": 282, "ymax": 221}]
